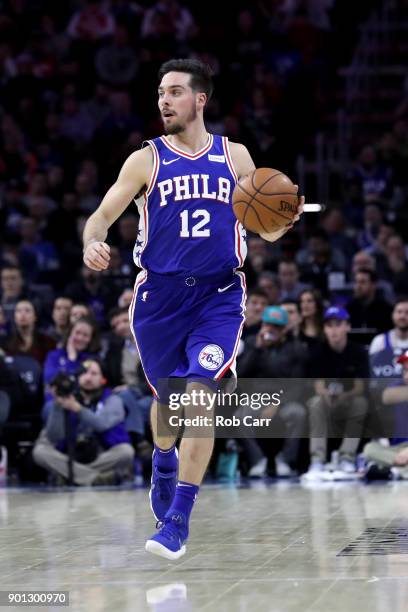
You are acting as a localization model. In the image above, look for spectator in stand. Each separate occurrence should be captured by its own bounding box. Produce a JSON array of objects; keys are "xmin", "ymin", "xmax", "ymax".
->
[
  {"xmin": 95, "ymin": 24, "xmax": 138, "ymax": 86},
  {"xmin": 278, "ymin": 260, "xmax": 309, "ymax": 301},
  {"xmin": 2, "ymin": 299, "xmax": 55, "ymax": 364},
  {"xmin": 103, "ymin": 307, "xmax": 146, "ymax": 391},
  {"xmin": 347, "ymin": 269, "xmax": 392, "ymax": 333},
  {"xmin": 299, "ymin": 288, "xmax": 324, "ymax": 344},
  {"xmin": 321, "ymin": 208, "xmax": 357, "ymax": 267},
  {"xmin": 0, "ymin": 387, "xmax": 9, "ymax": 453},
  {"xmin": 351, "ymin": 251, "xmax": 395, "ymax": 304},
  {"xmin": 46, "ymin": 165, "xmax": 66, "ymax": 202},
  {"xmin": 141, "ymin": 0, "xmax": 196, "ymax": 42},
  {"xmin": 46, "ymin": 297, "xmax": 73, "ymax": 343},
  {"xmin": 364, "ymin": 350, "xmax": 408, "ymax": 480},
  {"xmin": 118, "ymin": 288, "xmax": 134, "ymax": 309},
  {"xmin": 117, "ymin": 214, "xmax": 140, "ymax": 268},
  {"xmin": 297, "ymin": 229, "xmax": 346, "ymax": 296},
  {"xmin": 33, "ymin": 358, "xmax": 134, "ymax": 486},
  {"xmin": 238, "ymin": 306, "xmax": 308, "ymax": 477},
  {"xmin": 303, "ymin": 306, "xmax": 369, "ymax": 480},
  {"xmin": 391, "ymin": 120, "xmax": 408, "ymax": 188},
  {"xmin": 102, "ymin": 245, "xmax": 132, "ymax": 297},
  {"xmin": 0, "ymin": 351, "xmax": 32, "ymax": 419},
  {"xmin": 245, "ymin": 237, "xmax": 271, "ymax": 286},
  {"xmin": 23, "ymin": 173, "xmax": 56, "ymax": 214},
  {"xmin": 0, "ymin": 305, "xmax": 8, "ymax": 340},
  {"xmin": 103, "ymin": 307, "xmax": 152, "ymax": 459},
  {"xmin": 75, "ymin": 172, "xmax": 100, "ymax": 214},
  {"xmin": 242, "ymin": 289, "xmax": 268, "ymax": 339},
  {"xmin": 383, "ymin": 234, "xmax": 408, "ymax": 297},
  {"xmin": 70, "ymin": 303, "xmax": 92, "ymax": 326},
  {"xmin": 280, "ymin": 299, "xmax": 302, "ymax": 340},
  {"xmin": 349, "ymin": 144, "xmax": 394, "ymax": 206},
  {"xmin": 357, "ymin": 203, "xmax": 384, "ymax": 252},
  {"xmin": 60, "ymin": 95, "xmax": 96, "ymax": 145},
  {"xmin": 17, "ymin": 217, "xmax": 60, "ymax": 284},
  {"xmin": 67, "ymin": 0, "xmax": 115, "ymax": 41},
  {"xmin": 369, "ymin": 299, "xmax": 408, "ymax": 379},
  {"xmin": 43, "ymin": 191, "xmax": 79, "ymax": 247},
  {"xmin": 365, "ymin": 223, "xmax": 396, "ymax": 279},
  {"xmin": 43, "ymin": 316, "xmax": 99, "ymax": 395},
  {"xmin": 0, "ymin": 264, "xmax": 44, "ymax": 325},
  {"xmin": 97, "ymin": 91, "xmax": 142, "ymax": 154},
  {"xmin": 84, "ymin": 83, "xmax": 112, "ymax": 131},
  {"xmin": 65, "ymin": 265, "xmax": 118, "ymax": 325},
  {"xmin": 258, "ymin": 271, "xmax": 281, "ymax": 305}
]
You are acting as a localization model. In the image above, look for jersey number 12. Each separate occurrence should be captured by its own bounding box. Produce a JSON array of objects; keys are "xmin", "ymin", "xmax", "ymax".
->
[{"xmin": 180, "ymin": 209, "xmax": 210, "ymax": 238}]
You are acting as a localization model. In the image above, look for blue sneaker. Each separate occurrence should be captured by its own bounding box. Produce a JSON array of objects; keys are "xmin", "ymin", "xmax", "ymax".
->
[
  {"xmin": 145, "ymin": 512, "xmax": 188, "ymax": 560},
  {"xmin": 149, "ymin": 448, "xmax": 178, "ymax": 521}
]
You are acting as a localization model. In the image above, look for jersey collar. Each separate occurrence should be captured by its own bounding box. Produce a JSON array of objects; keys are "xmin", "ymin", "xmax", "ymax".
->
[{"xmin": 160, "ymin": 134, "xmax": 213, "ymax": 159}]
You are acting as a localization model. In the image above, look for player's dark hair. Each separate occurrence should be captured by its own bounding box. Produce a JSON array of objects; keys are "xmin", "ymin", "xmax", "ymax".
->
[{"xmin": 158, "ymin": 59, "xmax": 214, "ymax": 102}]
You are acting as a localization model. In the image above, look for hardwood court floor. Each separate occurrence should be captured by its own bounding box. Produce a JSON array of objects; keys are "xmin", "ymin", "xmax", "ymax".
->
[{"xmin": 0, "ymin": 480, "xmax": 407, "ymax": 611}]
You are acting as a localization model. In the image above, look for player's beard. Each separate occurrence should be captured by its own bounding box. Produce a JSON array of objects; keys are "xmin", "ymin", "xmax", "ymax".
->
[{"xmin": 164, "ymin": 104, "xmax": 197, "ymax": 135}]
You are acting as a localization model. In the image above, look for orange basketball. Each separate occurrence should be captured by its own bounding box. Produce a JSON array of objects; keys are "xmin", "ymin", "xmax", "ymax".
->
[{"xmin": 232, "ymin": 168, "xmax": 299, "ymax": 235}]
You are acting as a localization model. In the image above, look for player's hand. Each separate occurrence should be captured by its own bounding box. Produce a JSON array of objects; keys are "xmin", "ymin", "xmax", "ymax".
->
[
  {"xmin": 260, "ymin": 188, "xmax": 304, "ymax": 242},
  {"xmin": 83, "ymin": 241, "xmax": 111, "ymax": 271},
  {"xmin": 289, "ymin": 186, "xmax": 304, "ymax": 227}
]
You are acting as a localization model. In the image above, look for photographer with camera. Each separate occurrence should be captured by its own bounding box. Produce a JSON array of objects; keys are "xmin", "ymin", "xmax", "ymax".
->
[{"xmin": 33, "ymin": 358, "xmax": 134, "ymax": 486}]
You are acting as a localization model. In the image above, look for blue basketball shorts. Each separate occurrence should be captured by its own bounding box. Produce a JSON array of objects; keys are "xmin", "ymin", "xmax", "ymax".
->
[{"xmin": 129, "ymin": 269, "xmax": 246, "ymax": 398}]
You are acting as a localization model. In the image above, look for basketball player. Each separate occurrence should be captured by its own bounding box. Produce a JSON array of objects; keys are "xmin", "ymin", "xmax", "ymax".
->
[{"xmin": 83, "ymin": 59, "xmax": 304, "ymax": 560}]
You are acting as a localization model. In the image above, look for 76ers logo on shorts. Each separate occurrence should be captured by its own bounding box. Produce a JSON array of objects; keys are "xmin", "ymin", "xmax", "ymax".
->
[{"xmin": 198, "ymin": 345, "xmax": 224, "ymax": 371}]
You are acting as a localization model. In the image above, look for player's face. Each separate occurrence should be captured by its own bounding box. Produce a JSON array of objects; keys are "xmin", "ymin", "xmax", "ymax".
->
[{"xmin": 158, "ymin": 72, "xmax": 200, "ymax": 134}]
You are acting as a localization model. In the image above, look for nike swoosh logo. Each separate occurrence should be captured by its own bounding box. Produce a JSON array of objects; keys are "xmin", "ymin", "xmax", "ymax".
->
[
  {"xmin": 163, "ymin": 157, "xmax": 180, "ymax": 165},
  {"xmin": 218, "ymin": 282, "xmax": 235, "ymax": 293}
]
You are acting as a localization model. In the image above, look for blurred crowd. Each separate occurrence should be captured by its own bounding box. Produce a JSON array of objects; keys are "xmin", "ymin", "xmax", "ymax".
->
[{"xmin": 1, "ymin": 0, "xmax": 408, "ymax": 485}]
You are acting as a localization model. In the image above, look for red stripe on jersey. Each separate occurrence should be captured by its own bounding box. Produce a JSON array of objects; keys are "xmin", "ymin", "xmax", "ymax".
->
[
  {"xmin": 160, "ymin": 134, "xmax": 213, "ymax": 159},
  {"xmin": 215, "ymin": 271, "xmax": 247, "ymax": 380},
  {"xmin": 223, "ymin": 136, "xmax": 239, "ymax": 183}
]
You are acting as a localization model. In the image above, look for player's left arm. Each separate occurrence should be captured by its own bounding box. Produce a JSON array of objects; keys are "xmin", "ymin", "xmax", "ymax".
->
[
  {"xmin": 229, "ymin": 142, "xmax": 256, "ymax": 180},
  {"xmin": 229, "ymin": 141, "xmax": 304, "ymax": 241}
]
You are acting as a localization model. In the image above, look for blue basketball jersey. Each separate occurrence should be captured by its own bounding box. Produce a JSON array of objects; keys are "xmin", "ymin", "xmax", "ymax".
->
[{"xmin": 133, "ymin": 134, "xmax": 247, "ymax": 276}]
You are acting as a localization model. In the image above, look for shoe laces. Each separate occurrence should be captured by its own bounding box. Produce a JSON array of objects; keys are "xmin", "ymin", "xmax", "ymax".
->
[{"xmin": 156, "ymin": 514, "xmax": 185, "ymax": 542}]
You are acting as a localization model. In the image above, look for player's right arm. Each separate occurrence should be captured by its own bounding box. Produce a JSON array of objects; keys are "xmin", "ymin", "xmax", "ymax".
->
[{"xmin": 83, "ymin": 147, "xmax": 153, "ymax": 271}]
